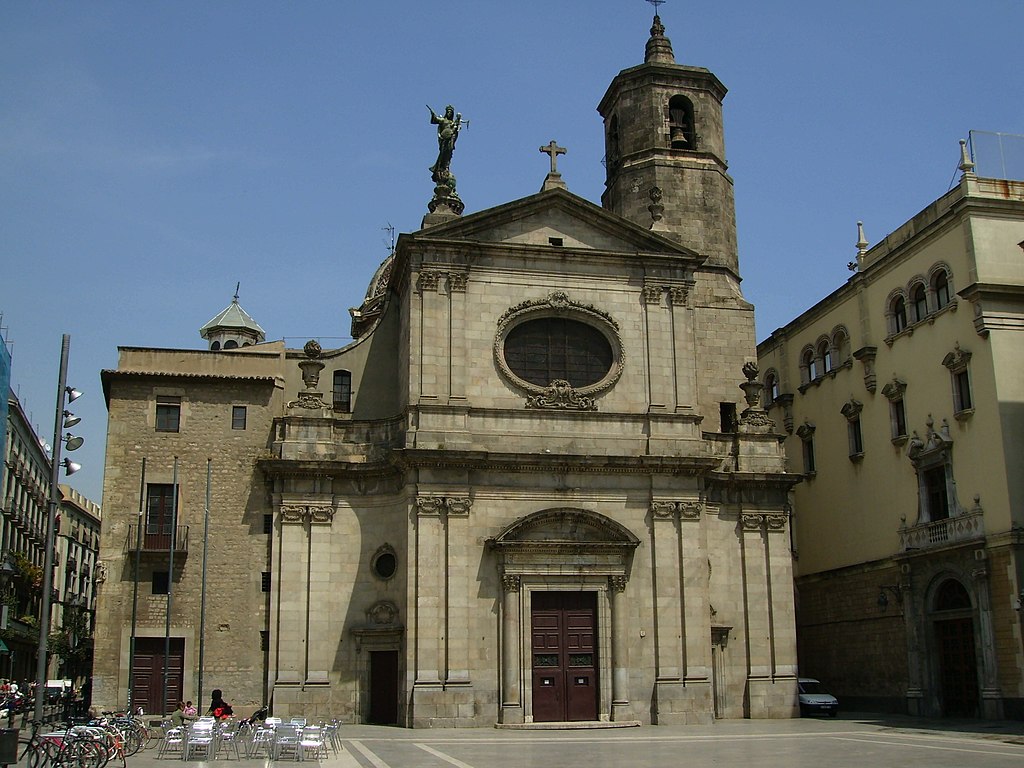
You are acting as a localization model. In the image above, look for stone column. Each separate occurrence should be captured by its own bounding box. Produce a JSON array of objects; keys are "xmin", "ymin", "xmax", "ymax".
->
[
  {"xmin": 679, "ymin": 502, "xmax": 710, "ymax": 682},
  {"xmin": 444, "ymin": 496, "xmax": 472, "ymax": 683},
  {"xmin": 500, "ymin": 575, "xmax": 523, "ymax": 723},
  {"xmin": 765, "ymin": 513, "xmax": 796, "ymax": 680},
  {"xmin": 414, "ymin": 496, "xmax": 444, "ymax": 685},
  {"xmin": 642, "ymin": 284, "xmax": 671, "ymax": 411},
  {"xmin": 275, "ymin": 504, "xmax": 308, "ymax": 684},
  {"xmin": 650, "ymin": 501, "xmax": 682, "ymax": 680},
  {"xmin": 416, "ymin": 269, "xmax": 443, "ymax": 402},
  {"xmin": 305, "ymin": 505, "xmax": 335, "ymax": 684},
  {"xmin": 447, "ymin": 272, "xmax": 468, "ymax": 403},
  {"xmin": 973, "ymin": 564, "xmax": 1004, "ymax": 718},
  {"xmin": 609, "ymin": 575, "xmax": 630, "ymax": 720},
  {"xmin": 668, "ymin": 283, "xmax": 697, "ymax": 412},
  {"xmin": 740, "ymin": 513, "xmax": 772, "ymax": 715}
]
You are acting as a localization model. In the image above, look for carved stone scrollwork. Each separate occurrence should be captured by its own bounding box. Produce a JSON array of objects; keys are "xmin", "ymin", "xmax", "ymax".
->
[
  {"xmin": 668, "ymin": 285, "xmax": 689, "ymax": 306},
  {"xmin": 445, "ymin": 496, "xmax": 472, "ymax": 516},
  {"xmin": 417, "ymin": 270, "xmax": 442, "ymax": 293},
  {"xmin": 650, "ymin": 501, "xmax": 677, "ymax": 518},
  {"xmin": 525, "ymin": 379, "xmax": 597, "ymax": 411},
  {"xmin": 280, "ymin": 505, "xmax": 307, "ymax": 524},
  {"xmin": 417, "ymin": 494, "xmax": 471, "ymax": 517},
  {"xmin": 679, "ymin": 501, "xmax": 703, "ymax": 520},
  {"xmin": 367, "ymin": 600, "xmax": 399, "ymax": 626},
  {"xmin": 502, "ymin": 574, "xmax": 521, "ymax": 593},
  {"xmin": 287, "ymin": 392, "xmax": 330, "ymax": 410},
  {"xmin": 608, "ymin": 575, "xmax": 628, "ymax": 593},
  {"xmin": 448, "ymin": 271, "xmax": 468, "ymax": 292},
  {"xmin": 642, "ymin": 284, "xmax": 663, "ymax": 305},
  {"xmin": 740, "ymin": 513, "xmax": 764, "ymax": 531},
  {"xmin": 764, "ymin": 513, "xmax": 787, "ymax": 531},
  {"xmin": 415, "ymin": 496, "xmax": 445, "ymax": 516},
  {"xmin": 308, "ymin": 506, "xmax": 335, "ymax": 524}
]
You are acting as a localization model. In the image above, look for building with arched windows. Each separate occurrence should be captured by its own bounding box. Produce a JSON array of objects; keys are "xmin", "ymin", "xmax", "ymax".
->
[
  {"xmin": 92, "ymin": 14, "xmax": 802, "ymax": 726},
  {"xmin": 758, "ymin": 148, "xmax": 1024, "ymax": 718}
]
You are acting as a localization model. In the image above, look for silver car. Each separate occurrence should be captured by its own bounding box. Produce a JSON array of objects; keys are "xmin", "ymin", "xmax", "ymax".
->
[{"xmin": 798, "ymin": 677, "xmax": 839, "ymax": 717}]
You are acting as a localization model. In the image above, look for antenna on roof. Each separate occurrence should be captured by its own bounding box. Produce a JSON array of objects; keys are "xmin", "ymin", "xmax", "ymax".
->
[{"xmin": 382, "ymin": 223, "xmax": 396, "ymax": 255}]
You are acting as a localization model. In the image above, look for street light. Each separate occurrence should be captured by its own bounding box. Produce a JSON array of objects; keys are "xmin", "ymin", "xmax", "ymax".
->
[{"xmin": 34, "ymin": 334, "xmax": 84, "ymax": 723}]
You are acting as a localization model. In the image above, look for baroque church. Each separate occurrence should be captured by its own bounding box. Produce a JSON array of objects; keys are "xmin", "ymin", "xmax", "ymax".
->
[{"xmin": 93, "ymin": 14, "xmax": 800, "ymax": 726}]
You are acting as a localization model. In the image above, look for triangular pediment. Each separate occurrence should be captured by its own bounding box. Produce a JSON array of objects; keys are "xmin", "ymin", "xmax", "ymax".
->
[{"xmin": 412, "ymin": 188, "xmax": 701, "ymax": 261}]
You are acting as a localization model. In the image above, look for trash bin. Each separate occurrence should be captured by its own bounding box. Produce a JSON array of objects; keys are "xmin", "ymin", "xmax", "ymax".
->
[{"xmin": 0, "ymin": 728, "xmax": 19, "ymax": 765}]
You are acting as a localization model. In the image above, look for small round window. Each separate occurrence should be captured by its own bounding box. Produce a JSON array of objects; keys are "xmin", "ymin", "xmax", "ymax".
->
[
  {"xmin": 504, "ymin": 318, "xmax": 613, "ymax": 389},
  {"xmin": 372, "ymin": 550, "xmax": 397, "ymax": 580}
]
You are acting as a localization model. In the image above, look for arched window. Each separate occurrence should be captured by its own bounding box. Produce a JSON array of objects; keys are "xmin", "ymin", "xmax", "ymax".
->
[
  {"xmin": 933, "ymin": 270, "xmax": 952, "ymax": 309},
  {"xmin": 800, "ymin": 347, "xmax": 817, "ymax": 383},
  {"xmin": 210, "ymin": 341, "xmax": 221, "ymax": 351},
  {"xmin": 934, "ymin": 579, "xmax": 971, "ymax": 611},
  {"xmin": 818, "ymin": 339, "xmax": 832, "ymax": 374},
  {"xmin": 891, "ymin": 295, "xmax": 908, "ymax": 334},
  {"xmin": 223, "ymin": 340, "xmax": 239, "ymax": 350},
  {"xmin": 668, "ymin": 95, "xmax": 695, "ymax": 149},
  {"xmin": 832, "ymin": 327, "xmax": 851, "ymax": 364},
  {"xmin": 911, "ymin": 283, "xmax": 928, "ymax": 322},
  {"xmin": 764, "ymin": 371, "xmax": 780, "ymax": 406}
]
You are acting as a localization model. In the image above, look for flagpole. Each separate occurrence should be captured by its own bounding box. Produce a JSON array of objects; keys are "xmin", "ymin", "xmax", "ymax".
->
[
  {"xmin": 198, "ymin": 459, "xmax": 211, "ymax": 707},
  {"xmin": 127, "ymin": 458, "xmax": 146, "ymax": 712}
]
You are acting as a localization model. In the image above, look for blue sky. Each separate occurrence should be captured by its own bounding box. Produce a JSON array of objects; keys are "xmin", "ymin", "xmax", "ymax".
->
[{"xmin": 3, "ymin": 0, "xmax": 1022, "ymax": 504}]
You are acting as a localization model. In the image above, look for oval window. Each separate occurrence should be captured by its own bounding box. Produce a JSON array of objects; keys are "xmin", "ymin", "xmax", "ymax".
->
[
  {"xmin": 503, "ymin": 318, "xmax": 613, "ymax": 389},
  {"xmin": 373, "ymin": 551, "xmax": 397, "ymax": 580}
]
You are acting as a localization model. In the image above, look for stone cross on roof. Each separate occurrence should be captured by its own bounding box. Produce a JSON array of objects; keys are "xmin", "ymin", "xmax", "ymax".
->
[{"xmin": 540, "ymin": 140, "xmax": 567, "ymax": 174}]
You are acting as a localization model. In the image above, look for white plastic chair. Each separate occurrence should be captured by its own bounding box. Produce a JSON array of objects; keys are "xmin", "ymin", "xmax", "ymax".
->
[
  {"xmin": 157, "ymin": 726, "xmax": 185, "ymax": 759},
  {"xmin": 184, "ymin": 720, "xmax": 217, "ymax": 760}
]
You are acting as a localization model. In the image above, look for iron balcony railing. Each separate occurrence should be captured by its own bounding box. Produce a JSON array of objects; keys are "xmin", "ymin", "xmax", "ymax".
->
[{"xmin": 126, "ymin": 524, "xmax": 190, "ymax": 554}]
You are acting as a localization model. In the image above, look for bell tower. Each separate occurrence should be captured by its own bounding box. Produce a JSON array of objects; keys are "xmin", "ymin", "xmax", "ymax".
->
[{"xmin": 598, "ymin": 13, "xmax": 738, "ymax": 275}]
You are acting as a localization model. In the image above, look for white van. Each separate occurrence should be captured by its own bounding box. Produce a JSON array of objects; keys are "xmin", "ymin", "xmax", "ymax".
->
[{"xmin": 798, "ymin": 677, "xmax": 838, "ymax": 717}]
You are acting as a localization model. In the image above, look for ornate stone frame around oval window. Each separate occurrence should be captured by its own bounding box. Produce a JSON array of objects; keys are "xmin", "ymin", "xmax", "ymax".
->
[{"xmin": 493, "ymin": 291, "xmax": 624, "ymax": 410}]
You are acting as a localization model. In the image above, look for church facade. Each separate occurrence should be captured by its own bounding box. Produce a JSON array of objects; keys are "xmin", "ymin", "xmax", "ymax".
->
[{"xmin": 93, "ymin": 16, "xmax": 800, "ymax": 726}]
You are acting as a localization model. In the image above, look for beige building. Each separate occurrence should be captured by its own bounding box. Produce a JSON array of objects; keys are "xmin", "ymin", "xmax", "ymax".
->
[
  {"xmin": 93, "ymin": 15, "xmax": 801, "ymax": 726},
  {"xmin": 757, "ymin": 147, "xmax": 1024, "ymax": 718}
]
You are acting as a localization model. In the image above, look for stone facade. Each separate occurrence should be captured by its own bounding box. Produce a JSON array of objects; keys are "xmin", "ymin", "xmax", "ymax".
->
[
  {"xmin": 758, "ymin": 157, "xmax": 1024, "ymax": 718},
  {"xmin": 92, "ymin": 15, "xmax": 800, "ymax": 726}
]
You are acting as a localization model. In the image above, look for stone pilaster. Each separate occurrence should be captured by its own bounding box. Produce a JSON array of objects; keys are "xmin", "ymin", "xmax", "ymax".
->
[
  {"xmin": 275, "ymin": 504, "xmax": 309, "ymax": 685},
  {"xmin": 650, "ymin": 501, "xmax": 682, "ymax": 681},
  {"xmin": 609, "ymin": 575, "xmax": 631, "ymax": 721},
  {"xmin": 413, "ymin": 496, "xmax": 444, "ymax": 685},
  {"xmin": 643, "ymin": 285, "xmax": 671, "ymax": 411},
  {"xmin": 973, "ymin": 563, "xmax": 1005, "ymax": 718},
  {"xmin": 306, "ymin": 504, "xmax": 335, "ymax": 684},
  {"xmin": 500, "ymin": 574, "xmax": 523, "ymax": 723},
  {"xmin": 670, "ymin": 282, "xmax": 697, "ymax": 412},
  {"xmin": 444, "ymin": 496, "xmax": 472, "ymax": 683},
  {"xmin": 447, "ymin": 272, "xmax": 468, "ymax": 404}
]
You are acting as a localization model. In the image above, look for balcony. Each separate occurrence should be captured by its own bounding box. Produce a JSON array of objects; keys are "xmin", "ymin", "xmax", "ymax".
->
[
  {"xmin": 900, "ymin": 508, "xmax": 984, "ymax": 551},
  {"xmin": 126, "ymin": 525, "xmax": 190, "ymax": 555}
]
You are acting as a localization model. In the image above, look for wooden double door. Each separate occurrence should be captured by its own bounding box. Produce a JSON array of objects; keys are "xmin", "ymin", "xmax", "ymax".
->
[
  {"xmin": 531, "ymin": 592, "xmax": 598, "ymax": 722},
  {"xmin": 131, "ymin": 637, "xmax": 184, "ymax": 715}
]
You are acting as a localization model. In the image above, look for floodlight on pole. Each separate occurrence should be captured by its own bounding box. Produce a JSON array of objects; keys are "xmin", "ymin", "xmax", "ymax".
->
[
  {"xmin": 35, "ymin": 334, "xmax": 84, "ymax": 723},
  {"xmin": 62, "ymin": 411, "xmax": 81, "ymax": 428}
]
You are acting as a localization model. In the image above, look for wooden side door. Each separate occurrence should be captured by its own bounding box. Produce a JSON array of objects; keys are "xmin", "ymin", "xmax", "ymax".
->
[
  {"xmin": 131, "ymin": 637, "xmax": 184, "ymax": 715},
  {"xmin": 935, "ymin": 617, "xmax": 978, "ymax": 717}
]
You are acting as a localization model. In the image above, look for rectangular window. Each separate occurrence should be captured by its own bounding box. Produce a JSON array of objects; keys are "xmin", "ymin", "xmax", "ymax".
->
[
  {"xmin": 260, "ymin": 630, "xmax": 269, "ymax": 652},
  {"xmin": 719, "ymin": 402, "xmax": 737, "ymax": 433},
  {"xmin": 146, "ymin": 484, "xmax": 176, "ymax": 535},
  {"xmin": 847, "ymin": 417, "xmax": 864, "ymax": 457},
  {"xmin": 232, "ymin": 405, "xmax": 247, "ymax": 430},
  {"xmin": 953, "ymin": 370, "xmax": 973, "ymax": 412},
  {"xmin": 156, "ymin": 396, "xmax": 181, "ymax": 432},
  {"xmin": 802, "ymin": 438, "xmax": 816, "ymax": 474},
  {"xmin": 261, "ymin": 572, "xmax": 271, "ymax": 592},
  {"xmin": 152, "ymin": 570, "xmax": 170, "ymax": 595},
  {"xmin": 924, "ymin": 466, "xmax": 950, "ymax": 521},
  {"xmin": 333, "ymin": 370, "xmax": 352, "ymax": 413},
  {"xmin": 890, "ymin": 399, "xmax": 907, "ymax": 440},
  {"xmin": 263, "ymin": 514, "xmax": 273, "ymax": 535}
]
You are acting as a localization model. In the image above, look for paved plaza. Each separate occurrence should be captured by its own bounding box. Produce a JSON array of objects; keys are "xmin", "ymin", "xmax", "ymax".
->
[{"xmin": 30, "ymin": 714, "xmax": 1022, "ymax": 768}]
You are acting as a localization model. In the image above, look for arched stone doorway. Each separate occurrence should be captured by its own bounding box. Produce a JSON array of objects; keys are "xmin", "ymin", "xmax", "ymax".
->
[
  {"xmin": 488, "ymin": 508, "xmax": 640, "ymax": 724},
  {"xmin": 929, "ymin": 578, "xmax": 978, "ymax": 717}
]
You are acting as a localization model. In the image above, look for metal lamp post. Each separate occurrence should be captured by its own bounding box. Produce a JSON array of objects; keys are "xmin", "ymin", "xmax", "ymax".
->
[{"xmin": 34, "ymin": 334, "xmax": 84, "ymax": 723}]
